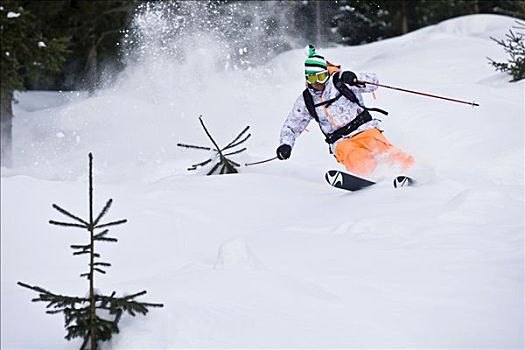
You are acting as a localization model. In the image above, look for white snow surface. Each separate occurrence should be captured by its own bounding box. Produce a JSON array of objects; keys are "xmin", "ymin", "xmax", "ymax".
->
[{"xmin": 1, "ymin": 14, "xmax": 524, "ymax": 349}]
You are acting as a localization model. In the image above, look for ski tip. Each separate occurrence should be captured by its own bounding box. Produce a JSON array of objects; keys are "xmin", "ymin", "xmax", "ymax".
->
[{"xmin": 393, "ymin": 175, "xmax": 415, "ymax": 188}]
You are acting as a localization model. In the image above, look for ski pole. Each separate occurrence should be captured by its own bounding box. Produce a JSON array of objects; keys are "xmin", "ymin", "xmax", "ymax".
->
[
  {"xmin": 244, "ymin": 156, "xmax": 278, "ymax": 167},
  {"xmin": 358, "ymin": 80, "xmax": 480, "ymax": 107}
]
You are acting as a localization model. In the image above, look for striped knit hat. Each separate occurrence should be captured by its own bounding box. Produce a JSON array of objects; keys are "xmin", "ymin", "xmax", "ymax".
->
[{"xmin": 304, "ymin": 45, "xmax": 327, "ymax": 75}]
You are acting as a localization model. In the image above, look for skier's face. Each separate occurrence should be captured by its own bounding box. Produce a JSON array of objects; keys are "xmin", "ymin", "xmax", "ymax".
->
[
  {"xmin": 306, "ymin": 70, "xmax": 329, "ymax": 92},
  {"xmin": 311, "ymin": 81, "xmax": 326, "ymax": 91}
]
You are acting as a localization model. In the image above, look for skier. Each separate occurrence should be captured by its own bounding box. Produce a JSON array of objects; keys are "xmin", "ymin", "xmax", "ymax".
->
[{"xmin": 276, "ymin": 46, "xmax": 414, "ymax": 178}]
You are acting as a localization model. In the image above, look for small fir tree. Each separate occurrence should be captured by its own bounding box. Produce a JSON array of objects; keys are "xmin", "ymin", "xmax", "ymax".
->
[
  {"xmin": 18, "ymin": 153, "xmax": 163, "ymax": 350},
  {"xmin": 489, "ymin": 21, "xmax": 525, "ymax": 82},
  {"xmin": 178, "ymin": 116, "xmax": 251, "ymax": 175}
]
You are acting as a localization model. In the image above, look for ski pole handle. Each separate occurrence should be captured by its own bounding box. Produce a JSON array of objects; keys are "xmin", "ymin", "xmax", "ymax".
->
[{"xmin": 358, "ymin": 80, "xmax": 479, "ymax": 107}]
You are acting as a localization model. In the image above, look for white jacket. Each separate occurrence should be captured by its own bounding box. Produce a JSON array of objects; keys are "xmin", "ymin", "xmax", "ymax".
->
[{"xmin": 279, "ymin": 72, "xmax": 380, "ymax": 152}]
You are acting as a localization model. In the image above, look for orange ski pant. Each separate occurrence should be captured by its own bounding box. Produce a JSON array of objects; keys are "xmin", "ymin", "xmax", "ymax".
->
[{"xmin": 334, "ymin": 128, "xmax": 414, "ymax": 177}]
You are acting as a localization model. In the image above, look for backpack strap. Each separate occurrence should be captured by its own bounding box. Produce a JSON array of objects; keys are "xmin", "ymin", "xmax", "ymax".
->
[
  {"xmin": 302, "ymin": 88, "xmax": 319, "ymax": 122},
  {"xmin": 303, "ymin": 88, "xmax": 331, "ymax": 143}
]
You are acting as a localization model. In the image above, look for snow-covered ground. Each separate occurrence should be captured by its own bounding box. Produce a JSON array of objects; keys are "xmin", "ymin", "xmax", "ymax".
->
[{"xmin": 1, "ymin": 14, "xmax": 524, "ymax": 349}]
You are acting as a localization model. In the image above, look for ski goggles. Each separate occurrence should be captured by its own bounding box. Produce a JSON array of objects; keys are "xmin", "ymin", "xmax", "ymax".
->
[{"xmin": 305, "ymin": 70, "xmax": 329, "ymax": 84}]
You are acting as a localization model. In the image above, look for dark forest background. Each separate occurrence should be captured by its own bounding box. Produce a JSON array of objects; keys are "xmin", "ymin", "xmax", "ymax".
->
[{"xmin": 2, "ymin": 0, "xmax": 524, "ymax": 92}]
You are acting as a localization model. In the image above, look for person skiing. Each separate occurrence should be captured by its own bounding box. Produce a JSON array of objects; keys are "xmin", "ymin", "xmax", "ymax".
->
[{"xmin": 276, "ymin": 45, "xmax": 414, "ymax": 178}]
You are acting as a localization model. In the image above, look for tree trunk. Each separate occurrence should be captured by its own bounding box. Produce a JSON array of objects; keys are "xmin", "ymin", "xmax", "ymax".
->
[
  {"xmin": 400, "ymin": 0, "xmax": 417, "ymax": 34},
  {"xmin": 473, "ymin": 0, "xmax": 480, "ymax": 13},
  {"xmin": 0, "ymin": 88, "xmax": 13, "ymax": 167},
  {"xmin": 315, "ymin": 0, "xmax": 322, "ymax": 45},
  {"xmin": 401, "ymin": 0, "xmax": 408, "ymax": 34},
  {"xmin": 85, "ymin": 42, "xmax": 98, "ymax": 95},
  {"xmin": 88, "ymin": 153, "xmax": 97, "ymax": 350}
]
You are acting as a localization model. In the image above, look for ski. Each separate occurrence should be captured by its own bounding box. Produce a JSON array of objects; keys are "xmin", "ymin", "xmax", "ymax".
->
[
  {"xmin": 325, "ymin": 170, "xmax": 415, "ymax": 192},
  {"xmin": 325, "ymin": 170, "xmax": 375, "ymax": 191}
]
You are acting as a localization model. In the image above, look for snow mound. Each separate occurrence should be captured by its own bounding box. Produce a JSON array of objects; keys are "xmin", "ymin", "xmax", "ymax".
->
[
  {"xmin": 214, "ymin": 239, "xmax": 267, "ymax": 271},
  {"xmin": 427, "ymin": 14, "xmax": 520, "ymax": 40}
]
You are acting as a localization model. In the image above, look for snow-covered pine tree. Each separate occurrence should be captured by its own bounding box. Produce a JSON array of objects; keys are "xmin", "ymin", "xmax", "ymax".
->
[
  {"xmin": 489, "ymin": 20, "xmax": 525, "ymax": 81},
  {"xmin": 329, "ymin": 0, "xmax": 390, "ymax": 45},
  {"xmin": 18, "ymin": 153, "xmax": 163, "ymax": 350}
]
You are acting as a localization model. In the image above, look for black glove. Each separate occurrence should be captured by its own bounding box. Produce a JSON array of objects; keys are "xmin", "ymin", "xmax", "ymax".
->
[
  {"xmin": 341, "ymin": 71, "xmax": 359, "ymax": 86},
  {"xmin": 276, "ymin": 144, "xmax": 292, "ymax": 160}
]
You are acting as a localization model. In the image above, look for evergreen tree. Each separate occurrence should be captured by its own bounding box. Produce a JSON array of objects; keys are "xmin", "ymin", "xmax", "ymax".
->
[
  {"xmin": 489, "ymin": 20, "xmax": 525, "ymax": 81},
  {"xmin": 18, "ymin": 153, "xmax": 163, "ymax": 350},
  {"xmin": 23, "ymin": 0, "xmax": 136, "ymax": 91},
  {"xmin": 330, "ymin": 0, "xmax": 390, "ymax": 44},
  {"xmin": 0, "ymin": 0, "xmax": 69, "ymax": 166}
]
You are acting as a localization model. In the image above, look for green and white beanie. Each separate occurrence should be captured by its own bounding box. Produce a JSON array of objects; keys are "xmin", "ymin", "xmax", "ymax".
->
[{"xmin": 304, "ymin": 45, "xmax": 327, "ymax": 75}]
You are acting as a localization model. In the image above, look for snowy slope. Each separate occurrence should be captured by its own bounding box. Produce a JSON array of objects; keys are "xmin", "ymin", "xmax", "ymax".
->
[{"xmin": 1, "ymin": 14, "xmax": 524, "ymax": 349}]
